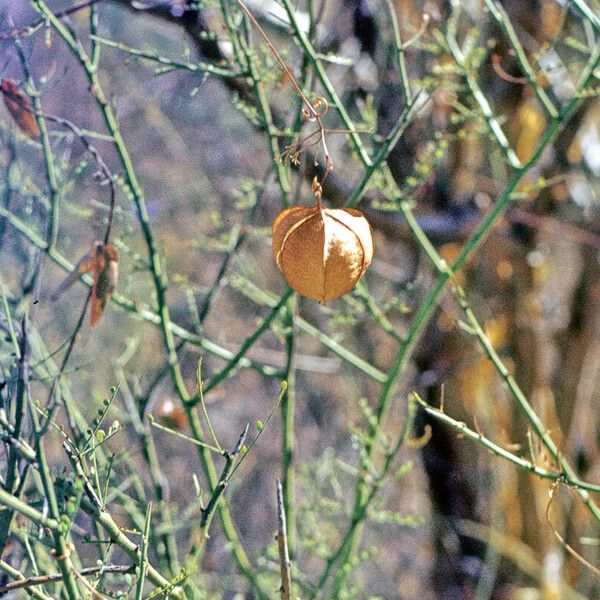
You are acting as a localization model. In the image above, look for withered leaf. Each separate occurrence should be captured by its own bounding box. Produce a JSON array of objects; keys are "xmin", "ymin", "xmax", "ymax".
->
[
  {"xmin": 52, "ymin": 242, "xmax": 119, "ymax": 326},
  {"xmin": 90, "ymin": 243, "xmax": 119, "ymax": 326},
  {"xmin": 1, "ymin": 79, "xmax": 40, "ymax": 140}
]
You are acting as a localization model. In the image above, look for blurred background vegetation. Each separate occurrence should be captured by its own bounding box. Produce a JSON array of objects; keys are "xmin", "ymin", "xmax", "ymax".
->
[{"xmin": 0, "ymin": 0, "xmax": 599, "ymax": 598}]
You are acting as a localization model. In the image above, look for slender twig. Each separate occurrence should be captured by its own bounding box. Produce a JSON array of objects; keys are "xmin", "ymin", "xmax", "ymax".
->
[
  {"xmin": 0, "ymin": 564, "xmax": 135, "ymax": 595},
  {"xmin": 89, "ymin": 1, "xmax": 100, "ymax": 68},
  {"xmin": 0, "ymin": 408, "xmax": 37, "ymax": 464},
  {"xmin": 0, "ymin": 486, "xmax": 60, "ymax": 531},
  {"xmin": 0, "ymin": 559, "xmax": 53, "ymax": 600},
  {"xmin": 482, "ymin": 0, "xmax": 558, "ymax": 118},
  {"xmin": 227, "ymin": 382, "xmax": 287, "ymax": 482},
  {"xmin": 314, "ymin": 396, "xmax": 418, "ymax": 598},
  {"xmin": 115, "ymin": 345, "xmax": 180, "ymax": 575},
  {"xmin": 384, "ymin": 0, "xmax": 413, "ymax": 104},
  {"xmin": 231, "ymin": 277, "xmax": 387, "ymax": 383},
  {"xmin": 19, "ymin": 320, "xmax": 81, "ymax": 600},
  {"xmin": 196, "ymin": 359, "xmax": 223, "ymax": 452},
  {"xmin": 203, "ymin": 424, "xmax": 248, "ymax": 526},
  {"xmin": 411, "ymin": 392, "xmax": 600, "ymax": 494},
  {"xmin": 0, "ymin": 0, "xmax": 104, "ymax": 41},
  {"xmin": 146, "ymin": 415, "xmax": 222, "ymax": 453},
  {"xmin": 134, "ymin": 503, "xmax": 152, "ymax": 600},
  {"xmin": 235, "ymin": 14, "xmax": 292, "ymax": 206},
  {"xmin": 38, "ymin": 112, "xmax": 116, "ymax": 244},
  {"xmin": 277, "ymin": 480, "xmax": 293, "ymax": 600},
  {"xmin": 0, "ymin": 316, "xmax": 36, "ymax": 555},
  {"xmin": 345, "ymin": 93, "xmax": 425, "ymax": 208},
  {"xmin": 0, "ymin": 133, "xmax": 16, "ymax": 247},
  {"xmin": 185, "ymin": 425, "xmax": 249, "ymax": 569},
  {"xmin": 234, "ymin": 0, "xmax": 316, "ymax": 118},
  {"xmin": 62, "ymin": 440, "xmax": 103, "ymax": 511},
  {"xmin": 197, "ymin": 169, "xmax": 270, "ymax": 323},
  {"xmin": 194, "ymin": 287, "xmax": 294, "ymax": 401},
  {"xmin": 79, "ymin": 499, "xmax": 184, "ymax": 598},
  {"xmin": 89, "ymin": 35, "xmax": 245, "ymax": 78},
  {"xmin": 570, "ymin": 0, "xmax": 600, "ymax": 33},
  {"xmin": 445, "ymin": 24, "xmax": 522, "ymax": 169},
  {"xmin": 14, "ymin": 42, "xmax": 61, "ymax": 250},
  {"xmin": 546, "ymin": 482, "xmax": 600, "ymax": 577}
]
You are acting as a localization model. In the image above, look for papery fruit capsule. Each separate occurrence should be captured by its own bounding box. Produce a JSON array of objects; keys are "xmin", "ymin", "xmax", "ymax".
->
[{"xmin": 272, "ymin": 203, "xmax": 373, "ymax": 302}]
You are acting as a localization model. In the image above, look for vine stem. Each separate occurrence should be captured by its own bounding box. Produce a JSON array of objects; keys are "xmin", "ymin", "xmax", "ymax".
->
[{"xmin": 234, "ymin": 0, "xmax": 317, "ymax": 119}]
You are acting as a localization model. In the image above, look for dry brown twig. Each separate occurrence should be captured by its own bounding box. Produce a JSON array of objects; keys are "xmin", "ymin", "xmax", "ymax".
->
[{"xmin": 0, "ymin": 565, "xmax": 134, "ymax": 595}]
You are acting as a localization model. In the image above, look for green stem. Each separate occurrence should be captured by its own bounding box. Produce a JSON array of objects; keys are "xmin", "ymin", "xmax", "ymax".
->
[
  {"xmin": 89, "ymin": 35, "xmax": 244, "ymax": 78},
  {"xmin": 232, "ymin": 276, "xmax": 387, "ymax": 382},
  {"xmin": 482, "ymin": 0, "xmax": 558, "ymax": 119},
  {"xmin": 234, "ymin": 9, "xmax": 292, "ymax": 207},
  {"xmin": 281, "ymin": 295, "xmax": 297, "ymax": 556},
  {"xmin": 445, "ymin": 26, "xmax": 522, "ymax": 169},
  {"xmin": 385, "ymin": 0, "xmax": 413, "ymax": 104},
  {"xmin": 345, "ymin": 94, "xmax": 424, "ymax": 208},
  {"xmin": 0, "ymin": 316, "xmax": 28, "ymax": 553},
  {"xmin": 0, "ymin": 486, "xmax": 60, "ymax": 531},
  {"xmin": 570, "ymin": 0, "xmax": 600, "ymax": 33},
  {"xmin": 22, "ymin": 325, "xmax": 81, "ymax": 599},
  {"xmin": 15, "ymin": 41, "xmax": 61, "ymax": 249},
  {"xmin": 199, "ymin": 288, "xmax": 294, "ymax": 399},
  {"xmin": 315, "ymin": 396, "xmax": 418, "ymax": 598},
  {"xmin": 81, "ymin": 500, "xmax": 184, "ymax": 598},
  {"xmin": 134, "ymin": 502, "xmax": 152, "ymax": 600}
]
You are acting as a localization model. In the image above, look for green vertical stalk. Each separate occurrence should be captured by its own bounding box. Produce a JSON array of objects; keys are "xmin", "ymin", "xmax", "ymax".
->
[
  {"xmin": 385, "ymin": 0, "xmax": 413, "ymax": 104},
  {"xmin": 281, "ymin": 295, "xmax": 297, "ymax": 556},
  {"xmin": 281, "ymin": 0, "xmax": 372, "ymax": 168},
  {"xmin": 235, "ymin": 15, "xmax": 291, "ymax": 207},
  {"xmin": 135, "ymin": 502, "xmax": 152, "ymax": 600},
  {"xmin": 0, "ymin": 314, "xmax": 27, "ymax": 554}
]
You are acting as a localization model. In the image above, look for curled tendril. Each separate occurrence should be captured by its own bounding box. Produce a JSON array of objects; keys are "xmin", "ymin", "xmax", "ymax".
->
[{"xmin": 301, "ymin": 96, "xmax": 329, "ymax": 122}]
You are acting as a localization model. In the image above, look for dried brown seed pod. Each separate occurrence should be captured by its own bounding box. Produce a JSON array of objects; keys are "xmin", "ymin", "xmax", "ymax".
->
[{"xmin": 272, "ymin": 203, "xmax": 373, "ymax": 302}]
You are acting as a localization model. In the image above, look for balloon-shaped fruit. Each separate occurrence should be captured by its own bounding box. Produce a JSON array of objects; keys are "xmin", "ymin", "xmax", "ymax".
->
[{"xmin": 272, "ymin": 199, "xmax": 373, "ymax": 302}]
